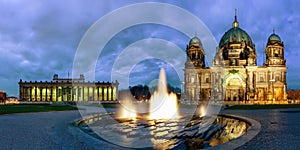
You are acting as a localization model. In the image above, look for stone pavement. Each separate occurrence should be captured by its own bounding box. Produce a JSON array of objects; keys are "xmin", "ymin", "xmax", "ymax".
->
[
  {"xmin": 222, "ymin": 108, "xmax": 300, "ymax": 150},
  {"xmin": 0, "ymin": 108, "xmax": 299, "ymax": 149},
  {"xmin": 0, "ymin": 111, "xmax": 123, "ymax": 150}
]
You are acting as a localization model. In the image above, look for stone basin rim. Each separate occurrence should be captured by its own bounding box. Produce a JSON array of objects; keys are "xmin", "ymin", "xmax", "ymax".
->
[
  {"xmin": 72, "ymin": 113, "xmax": 261, "ymax": 149},
  {"xmin": 209, "ymin": 114, "xmax": 261, "ymax": 150}
]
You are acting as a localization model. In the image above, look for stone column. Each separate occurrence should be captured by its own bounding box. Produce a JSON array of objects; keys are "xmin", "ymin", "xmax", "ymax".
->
[
  {"xmin": 113, "ymin": 86, "xmax": 116, "ymax": 101},
  {"xmin": 56, "ymin": 86, "xmax": 58, "ymax": 101},
  {"xmin": 92, "ymin": 87, "xmax": 95, "ymax": 101},
  {"xmin": 29, "ymin": 87, "xmax": 32, "ymax": 101},
  {"xmin": 81, "ymin": 85, "xmax": 84, "ymax": 101},
  {"xmin": 249, "ymin": 71, "xmax": 253, "ymax": 91},
  {"xmin": 50, "ymin": 87, "xmax": 53, "ymax": 101},
  {"xmin": 40, "ymin": 87, "xmax": 43, "ymax": 101},
  {"xmin": 92, "ymin": 86, "xmax": 95, "ymax": 101},
  {"xmin": 45, "ymin": 87, "xmax": 48, "ymax": 101},
  {"xmin": 111, "ymin": 86, "xmax": 113, "ymax": 101},
  {"xmin": 97, "ymin": 87, "xmax": 100, "ymax": 101},
  {"xmin": 62, "ymin": 87, "xmax": 64, "ymax": 101},
  {"xmin": 71, "ymin": 86, "xmax": 74, "ymax": 101},
  {"xmin": 76, "ymin": 86, "xmax": 80, "ymax": 101},
  {"xmin": 35, "ymin": 86, "xmax": 37, "ymax": 101},
  {"xmin": 102, "ymin": 87, "xmax": 105, "ymax": 101},
  {"xmin": 87, "ymin": 86, "xmax": 90, "ymax": 101},
  {"xmin": 107, "ymin": 87, "xmax": 109, "ymax": 101}
]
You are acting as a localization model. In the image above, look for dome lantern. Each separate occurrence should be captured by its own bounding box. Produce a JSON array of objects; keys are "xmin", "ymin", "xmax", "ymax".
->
[
  {"xmin": 268, "ymin": 29, "xmax": 281, "ymax": 42},
  {"xmin": 219, "ymin": 9, "xmax": 254, "ymax": 49},
  {"xmin": 233, "ymin": 9, "xmax": 239, "ymax": 28},
  {"xmin": 189, "ymin": 33, "xmax": 202, "ymax": 46}
]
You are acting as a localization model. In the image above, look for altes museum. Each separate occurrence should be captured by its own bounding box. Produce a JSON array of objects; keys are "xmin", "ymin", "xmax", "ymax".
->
[
  {"xmin": 184, "ymin": 13, "xmax": 287, "ymax": 104},
  {"xmin": 18, "ymin": 74, "xmax": 119, "ymax": 102}
]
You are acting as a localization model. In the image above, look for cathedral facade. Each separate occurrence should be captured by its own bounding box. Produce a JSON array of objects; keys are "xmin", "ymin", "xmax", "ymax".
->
[{"xmin": 184, "ymin": 13, "xmax": 287, "ymax": 104}]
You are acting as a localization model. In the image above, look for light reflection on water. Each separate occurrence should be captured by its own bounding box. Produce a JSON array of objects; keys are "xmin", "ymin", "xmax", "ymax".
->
[{"xmin": 78, "ymin": 114, "xmax": 249, "ymax": 149}]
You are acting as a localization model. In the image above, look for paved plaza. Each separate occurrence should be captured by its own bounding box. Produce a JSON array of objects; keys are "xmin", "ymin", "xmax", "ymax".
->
[
  {"xmin": 222, "ymin": 108, "xmax": 300, "ymax": 149},
  {"xmin": 0, "ymin": 108, "xmax": 299, "ymax": 149},
  {"xmin": 0, "ymin": 110, "xmax": 122, "ymax": 150}
]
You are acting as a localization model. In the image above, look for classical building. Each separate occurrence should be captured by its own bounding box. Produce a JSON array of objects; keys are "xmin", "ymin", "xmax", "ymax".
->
[
  {"xmin": 184, "ymin": 13, "xmax": 287, "ymax": 104},
  {"xmin": 18, "ymin": 74, "xmax": 119, "ymax": 102}
]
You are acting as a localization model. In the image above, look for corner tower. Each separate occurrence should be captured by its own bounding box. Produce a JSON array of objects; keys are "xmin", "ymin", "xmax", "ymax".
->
[
  {"xmin": 265, "ymin": 30, "xmax": 286, "ymax": 66},
  {"xmin": 264, "ymin": 30, "xmax": 287, "ymax": 102},
  {"xmin": 184, "ymin": 35, "xmax": 208, "ymax": 102},
  {"xmin": 185, "ymin": 35, "xmax": 205, "ymax": 68}
]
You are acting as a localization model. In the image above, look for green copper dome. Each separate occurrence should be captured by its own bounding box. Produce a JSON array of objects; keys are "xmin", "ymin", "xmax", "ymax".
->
[
  {"xmin": 268, "ymin": 33, "xmax": 281, "ymax": 41},
  {"xmin": 219, "ymin": 27, "xmax": 254, "ymax": 48},
  {"xmin": 219, "ymin": 11, "xmax": 254, "ymax": 49},
  {"xmin": 189, "ymin": 36, "xmax": 202, "ymax": 45}
]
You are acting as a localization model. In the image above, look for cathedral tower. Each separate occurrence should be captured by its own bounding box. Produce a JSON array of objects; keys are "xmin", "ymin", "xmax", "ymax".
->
[
  {"xmin": 184, "ymin": 35, "xmax": 207, "ymax": 102},
  {"xmin": 265, "ymin": 30, "xmax": 286, "ymax": 66},
  {"xmin": 185, "ymin": 35, "xmax": 205, "ymax": 68},
  {"xmin": 264, "ymin": 31, "xmax": 287, "ymax": 102}
]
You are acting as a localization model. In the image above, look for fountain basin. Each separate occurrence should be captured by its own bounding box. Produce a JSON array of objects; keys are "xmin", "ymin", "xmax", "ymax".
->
[{"xmin": 75, "ymin": 113, "xmax": 260, "ymax": 149}]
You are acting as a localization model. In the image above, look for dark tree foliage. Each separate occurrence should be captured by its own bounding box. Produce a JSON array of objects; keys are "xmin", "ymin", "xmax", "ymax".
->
[
  {"xmin": 0, "ymin": 91, "xmax": 7, "ymax": 101},
  {"xmin": 129, "ymin": 85, "xmax": 151, "ymax": 100},
  {"xmin": 287, "ymin": 89, "xmax": 300, "ymax": 100},
  {"xmin": 128, "ymin": 84, "xmax": 181, "ymax": 101}
]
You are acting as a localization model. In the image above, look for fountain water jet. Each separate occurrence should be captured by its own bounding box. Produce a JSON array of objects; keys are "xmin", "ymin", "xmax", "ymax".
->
[
  {"xmin": 199, "ymin": 104, "xmax": 206, "ymax": 117},
  {"xmin": 117, "ymin": 95, "xmax": 136, "ymax": 119},
  {"xmin": 149, "ymin": 68, "xmax": 179, "ymax": 119}
]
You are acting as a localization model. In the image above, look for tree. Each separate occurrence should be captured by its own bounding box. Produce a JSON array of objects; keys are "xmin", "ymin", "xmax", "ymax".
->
[
  {"xmin": 128, "ymin": 84, "xmax": 181, "ymax": 101},
  {"xmin": 287, "ymin": 89, "xmax": 300, "ymax": 100}
]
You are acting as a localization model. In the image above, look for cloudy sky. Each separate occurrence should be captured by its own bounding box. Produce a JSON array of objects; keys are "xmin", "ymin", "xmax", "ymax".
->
[{"xmin": 0, "ymin": 0, "xmax": 300, "ymax": 96}]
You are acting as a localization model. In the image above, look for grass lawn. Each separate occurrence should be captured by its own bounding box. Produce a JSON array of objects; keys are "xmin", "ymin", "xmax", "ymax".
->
[
  {"xmin": 226, "ymin": 104, "xmax": 300, "ymax": 110},
  {"xmin": 77, "ymin": 103, "xmax": 120, "ymax": 108},
  {"xmin": 101, "ymin": 103, "xmax": 119, "ymax": 108},
  {"xmin": 0, "ymin": 104, "xmax": 78, "ymax": 115}
]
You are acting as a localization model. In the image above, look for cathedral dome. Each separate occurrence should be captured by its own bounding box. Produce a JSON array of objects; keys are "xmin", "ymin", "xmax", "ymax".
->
[
  {"xmin": 219, "ymin": 13, "xmax": 254, "ymax": 49},
  {"xmin": 219, "ymin": 27, "xmax": 254, "ymax": 48},
  {"xmin": 268, "ymin": 33, "xmax": 281, "ymax": 42},
  {"xmin": 189, "ymin": 36, "xmax": 202, "ymax": 45}
]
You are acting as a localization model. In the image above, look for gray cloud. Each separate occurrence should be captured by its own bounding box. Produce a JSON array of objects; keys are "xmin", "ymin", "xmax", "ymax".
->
[{"xmin": 0, "ymin": 0, "xmax": 299, "ymax": 96}]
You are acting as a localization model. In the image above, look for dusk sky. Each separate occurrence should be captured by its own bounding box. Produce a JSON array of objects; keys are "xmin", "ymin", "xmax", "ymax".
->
[{"xmin": 1, "ymin": 0, "xmax": 300, "ymax": 96}]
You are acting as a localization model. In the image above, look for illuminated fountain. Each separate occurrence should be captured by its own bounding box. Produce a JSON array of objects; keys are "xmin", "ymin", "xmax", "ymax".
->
[
  {"xmin": 117, "ymin": 68, "xmax": 179, "ymax": 120},
  {"xmin": 199, "ymin": 104, "xmax": 206, "ymax": 117},
  {"xmin": 117, "ymin": 98, "xmax": 136, "ymax": 120},
  {"xmin": 149, "ymin": 68, "xmax": 179, "ymax": 119}
]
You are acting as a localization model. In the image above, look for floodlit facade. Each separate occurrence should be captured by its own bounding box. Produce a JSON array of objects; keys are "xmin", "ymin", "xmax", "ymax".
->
[
  {"xmin": 18, "ymin": 74, "xmax": 119, "ymax": 102},
  {"xmin": 184, "ymin": 13, "xmax": 287, "ymax": 104}
]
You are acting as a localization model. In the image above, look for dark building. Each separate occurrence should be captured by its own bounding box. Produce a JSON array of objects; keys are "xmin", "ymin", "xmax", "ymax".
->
[{"xmin": 0, "ymin": 90, "xmax": 6, "ymax": 101}]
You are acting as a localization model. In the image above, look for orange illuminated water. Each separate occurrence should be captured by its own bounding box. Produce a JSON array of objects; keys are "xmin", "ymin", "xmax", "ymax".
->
[{"xmin": 117, "ymin": 95, "xmax": 136, "ymax": 119}]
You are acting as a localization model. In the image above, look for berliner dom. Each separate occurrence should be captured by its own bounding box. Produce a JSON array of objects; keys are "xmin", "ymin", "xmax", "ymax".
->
[{"xmin": 184, "ymin": 11, "xmax": 287, "ymax": 104}]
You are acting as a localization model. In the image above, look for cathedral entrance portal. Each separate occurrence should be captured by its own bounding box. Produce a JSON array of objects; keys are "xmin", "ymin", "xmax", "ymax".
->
[{"xmin": 224, "ymin": 75, "xmax": 246, "ymax": 102}]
